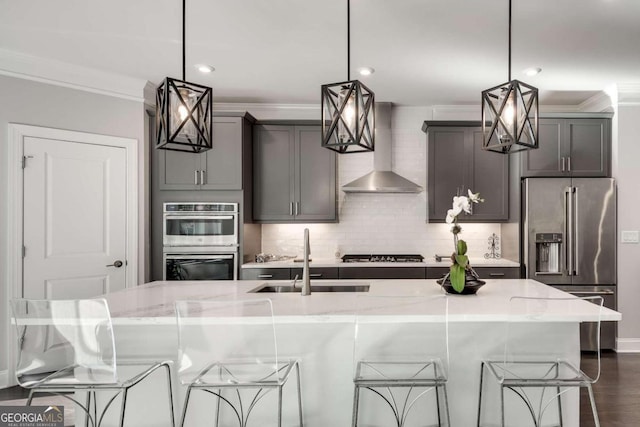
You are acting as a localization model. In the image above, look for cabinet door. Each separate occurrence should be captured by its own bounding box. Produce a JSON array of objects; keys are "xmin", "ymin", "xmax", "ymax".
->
[
  {"xmin": 565, "ymin": 119, "xmax": 610, "ymax": 177},
  {"xmin": 469, "ymin": 129, "xmax": 509, "ymax": 221},
  {"xmin": 428, "ymin": 128, "xmax": 467, "ymax": 222},
  {"xmin": 253, "ymin": 125, "xmax": 295, "ymax": 221},
  {"xmin": 158, "ymin": 150, "xmax": 201, "ymax": 190},
  {"xmin": 520, "ymin": 119, "xmax": 563, "ymax": 177},
  {"xmin": 339, "ymin": 267, "xmax": 426, "ymax": 279},
  {"xmin": 290, "ymin": 267, "xmax": 339, "ymax": 280},
  {"xmin": 201, "ymin": 117, "xmax": 243, "ymax": 190},
  {"xmin": 295, "ymin": 126, "xmax": 337, "ymax": 222},
  {"xmin": 241, "ymin": 268, "xmax": 290, "ymax": 280}
]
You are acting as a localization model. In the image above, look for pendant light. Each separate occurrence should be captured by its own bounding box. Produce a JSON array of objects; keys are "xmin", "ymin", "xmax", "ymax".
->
[
  {"xmin": 156, "ymin": 0, "xmax": 213, "ymax": 153},
  {"xmin": 481, "ymin": 0, "xmax": 538, "ymax": 154},
  {"xmin": 321, "ymin": 0, "xmax": 375, "ymax": 154}
]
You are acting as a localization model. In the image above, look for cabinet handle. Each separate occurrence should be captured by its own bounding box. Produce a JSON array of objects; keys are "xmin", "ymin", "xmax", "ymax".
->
[
  {"xmin": 310, "ymin": 274, "xmax": 323, "ymax": 278},
  {"xmin": 295, "ymin": 202, "xmax": 300, "ymax": 216},
  {"xmin": 257, "ymin": 274, "xmax": 273, "ymax": 279},
  {"xmin": 289, "ymin": 202, "xmax": 294, "ymax": 216},
  {"xmin": 200, "ymin": 170, "xmax": 205, "ymax": 184},
  {"xmin": 567, "ymin": 157, "xmax": 571, "ymax": 172},
  {"xmin": 489, "ymin": 273, "xmax": 505, "ymax": 277},
  {"xmin": 194, "ymin": 170, "xmax": 199, "ymax": 185},
  {"xmin": 561, "ymin": 157, "xmax": 565, "ymax": 172}
]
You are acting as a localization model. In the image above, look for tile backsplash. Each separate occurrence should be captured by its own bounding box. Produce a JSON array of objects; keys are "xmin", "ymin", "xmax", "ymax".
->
[{"xmin": 261, "ymin": 106, "xmax": 502, "ymax": 260}]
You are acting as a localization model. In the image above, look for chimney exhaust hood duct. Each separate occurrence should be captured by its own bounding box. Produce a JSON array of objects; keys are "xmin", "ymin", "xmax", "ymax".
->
[{"xmin": 342, "ymin": 102, "xmax": 423, "ymax": 193}]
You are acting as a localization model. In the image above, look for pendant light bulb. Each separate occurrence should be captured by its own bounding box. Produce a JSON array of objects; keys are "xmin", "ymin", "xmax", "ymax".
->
[
  {"xmin": 178, "ymin": 104, "xmax": 189, "ymax": 121},
  {"xmin": 338, "ymin": 87, "xmax": 357, "ymax": 143}
]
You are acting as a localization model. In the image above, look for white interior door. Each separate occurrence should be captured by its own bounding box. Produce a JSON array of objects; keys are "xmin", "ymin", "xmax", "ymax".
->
[{"xmin": 22, "ymin": 136, "xmax": 128, "ymax": 299}]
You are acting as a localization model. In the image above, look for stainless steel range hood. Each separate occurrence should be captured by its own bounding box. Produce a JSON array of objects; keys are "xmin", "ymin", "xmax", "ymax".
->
[{"xmin": 342, "ymin": 103, "xmax": 423, "ymax": 193}]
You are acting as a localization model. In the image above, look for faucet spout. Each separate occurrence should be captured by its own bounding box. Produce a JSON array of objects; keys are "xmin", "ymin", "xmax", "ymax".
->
[{"xmin": 301, "ymin": 228, "xmax": 311, "ymax": 296}]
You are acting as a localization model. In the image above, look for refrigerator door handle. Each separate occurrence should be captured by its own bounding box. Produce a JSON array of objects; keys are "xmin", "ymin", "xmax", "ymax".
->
[
  {"xmin": 573, "ymin": 186, "xmax": 579, "ymax": 277},
  {"xmin": 564, "ymin": 186, "xmax": 573, "ymax": 276}
]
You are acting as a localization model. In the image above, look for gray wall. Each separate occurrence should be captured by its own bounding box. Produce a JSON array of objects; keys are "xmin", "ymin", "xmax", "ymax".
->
[{"xmin": 0, "ymin": 75, "xmax": 147, "ymax": 375}]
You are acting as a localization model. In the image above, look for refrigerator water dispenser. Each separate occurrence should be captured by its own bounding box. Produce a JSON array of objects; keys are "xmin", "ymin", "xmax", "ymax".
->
[{"xmin": 535, "ymin": 233, "xmax": 562, "ymax": 274}]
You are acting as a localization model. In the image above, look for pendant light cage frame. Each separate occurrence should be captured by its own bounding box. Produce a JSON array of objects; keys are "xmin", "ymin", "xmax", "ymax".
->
[
  {"xmin": 481, "ymin": 0, "xmax": 539, "ymax": 154},
  {"xmin": 156, "ymin": 77, "xmax": 213, "ymax": 152},
  {"xmin": 321, "ymin": 80, "xmax": 375, "ymax": 154},
  {"xmin": 156, "ymin": 0, "xmax": 213, "ymax": 153},
  {"xmin": 481, "ymin": 79, "xmax": 538, "ymax": 154}
]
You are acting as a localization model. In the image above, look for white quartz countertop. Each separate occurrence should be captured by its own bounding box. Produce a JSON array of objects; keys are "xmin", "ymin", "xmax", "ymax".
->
[
  {"xmin": 104, "ymin": 279, "xmax": 619, "ymax": 324},
  {"xmin": 241, "ymin": 257, "xmax": 520, "ymax": 268}
]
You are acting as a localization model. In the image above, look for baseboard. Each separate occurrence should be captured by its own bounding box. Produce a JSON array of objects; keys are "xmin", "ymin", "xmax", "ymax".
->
[{"xmin": 615, "ymin": 338, "xmax": 640, "ymax": 353}]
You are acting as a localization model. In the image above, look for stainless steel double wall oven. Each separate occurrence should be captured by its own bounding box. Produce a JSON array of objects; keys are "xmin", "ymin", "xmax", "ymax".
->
[{"xmin": 163, "ymin": 202, "xmax": 239, "ymax": 280}]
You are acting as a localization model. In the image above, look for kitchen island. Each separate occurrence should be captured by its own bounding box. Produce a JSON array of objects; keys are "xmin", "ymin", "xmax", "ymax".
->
[{"xmin": 104, "ymin": 279, "xmax": 620, "ymax": 427}]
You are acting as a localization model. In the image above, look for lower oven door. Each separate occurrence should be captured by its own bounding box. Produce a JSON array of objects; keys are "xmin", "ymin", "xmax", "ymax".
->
[{"xmin": 164, "ymin": 253, "xmax": 237, "ymax": 280}]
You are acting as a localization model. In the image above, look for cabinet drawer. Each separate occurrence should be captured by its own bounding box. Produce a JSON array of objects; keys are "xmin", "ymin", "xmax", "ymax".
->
[
  {"xmin": 426, "ymin": 266, "xmax": 521, "ymax": 279},
  {"xmin": 339, "ymin": 267, "xmax": 426, "ymax": 280},
  {"xmin": 241, "ymin": 268, "xmax": 290, "ymax": 280},
  {"xmin": 290, "ymin": 267, "xmax": 339, "ymax": 280},
  {"xmin": 474, "ymin": 267, "xmax": 521, "ymax": 279}
]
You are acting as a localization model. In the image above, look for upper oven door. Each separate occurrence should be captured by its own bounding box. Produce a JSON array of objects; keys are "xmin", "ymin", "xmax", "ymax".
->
[{"xmin": 163, "ymin": 213, "xmax": 238, "ymax": 247}]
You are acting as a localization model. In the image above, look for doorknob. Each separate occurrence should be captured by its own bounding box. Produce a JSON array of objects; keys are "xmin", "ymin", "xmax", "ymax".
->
[{"xmin": 106, "ymin": 260, "xmax": 124, "ymax": 268}]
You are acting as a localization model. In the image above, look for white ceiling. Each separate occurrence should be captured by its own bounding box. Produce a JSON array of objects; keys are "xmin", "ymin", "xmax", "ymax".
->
[{"xmin": 1, "ymin": 0, "xmax": 639, "ymax": 106}]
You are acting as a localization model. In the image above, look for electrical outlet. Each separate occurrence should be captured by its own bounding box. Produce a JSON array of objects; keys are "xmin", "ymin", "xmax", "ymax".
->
[{"xmin": 621, "ymin": 231, "xmax": 640, "ymax": 244}]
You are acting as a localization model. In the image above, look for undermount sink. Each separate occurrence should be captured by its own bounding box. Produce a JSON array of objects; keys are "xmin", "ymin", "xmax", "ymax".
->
[{"xmin": 249, "ymin": 281, "xmax": 370, "ymax": 293}]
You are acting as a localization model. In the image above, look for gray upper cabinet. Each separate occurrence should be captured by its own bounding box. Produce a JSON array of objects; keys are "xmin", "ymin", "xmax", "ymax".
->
[
  {"xmin": 158, "ymin": 114, "xmax": 254, "ymax": 190},
  {"xmin": 426, "ymin": 123, "xmax": 509, "ymax": 223},
  {"xmin": 521, "ymin": 117, "xmax": 611, "ymax": 177},
  {"xmin": 253, "ymin": 124, "xmax": 337, "ymax": 223}
]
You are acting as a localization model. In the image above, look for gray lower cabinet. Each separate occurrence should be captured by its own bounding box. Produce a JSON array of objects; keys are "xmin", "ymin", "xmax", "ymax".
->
[
  {"xmin": 241, "ymin": 267, "xmax": 339, "ymax": 280},
  {"xmin": 157, "ymin": 114, "xmax": 254, "ymax": 190},
  {"xmin": 339, "ymin": 267, "xmax": 426, "ymax": 280},
  {"xmin": 425, "ymin": 123, "xmax": 509, "ymax": 222},
  {"xmin": 290, "ymin": 267, "xmax": 339, "ymax": 280},
  {"xmin": 426, "ymin": 266, "xmax": 520, "ymax": 279},
  {"xmin": 521, "ymin": 118, "xmax": 611, "ymax": 177},
  {"xmin": 253, "ymin": 124, "xmax": 337, "ymax": 223},
  {"xmin": 241, "ymin": 268, "xmax": 290, "ymax": 281}
]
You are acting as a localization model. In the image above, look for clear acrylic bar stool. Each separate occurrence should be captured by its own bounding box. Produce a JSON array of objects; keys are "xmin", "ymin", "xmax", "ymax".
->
[
  {"xmin": 175, "ymin": 298, "xmax": 303, "ymax": 427},
  {"xmin": 11, "ymin": 298, "xmax": 175, "ymax": 427},
  {"xmin": 477, "ymin": 295, "xmax": 604, "ymax": 427},
  {"xmin": 351, "ymin": 295, "xmax": 450, "ymax": 427}
]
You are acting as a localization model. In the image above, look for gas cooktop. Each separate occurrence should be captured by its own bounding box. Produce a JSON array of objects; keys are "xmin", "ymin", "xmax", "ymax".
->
[{"xmin": 341, "ymin": 254, "xmax": 425, "ymax": 263}]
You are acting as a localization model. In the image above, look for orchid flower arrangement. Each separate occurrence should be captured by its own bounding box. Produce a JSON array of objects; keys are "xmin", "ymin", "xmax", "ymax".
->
[{"xmin": 445, "ymin": 190, "xmax": 484, "ymax": 292}]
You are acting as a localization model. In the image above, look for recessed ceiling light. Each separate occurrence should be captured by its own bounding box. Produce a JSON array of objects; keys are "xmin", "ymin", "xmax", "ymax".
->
[
  {"xmin": 523, "ymin": 67, "xmax": 542, "ymax": 77},
  {"xmin": 358, "ymin": 67, "xmax": 375, "ymax": 76},
  {"xmin": 195, "ymin": 64, "xmax": 215, "ymax": 74}
]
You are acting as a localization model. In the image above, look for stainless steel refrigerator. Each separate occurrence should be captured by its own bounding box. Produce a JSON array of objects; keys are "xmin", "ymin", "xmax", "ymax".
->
[{"xmin": 522, "ymin": 177, "xmax": 617, "ymax": 350}]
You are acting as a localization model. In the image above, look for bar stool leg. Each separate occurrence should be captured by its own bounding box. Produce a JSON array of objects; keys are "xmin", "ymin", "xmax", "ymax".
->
[
  {"xmin": 179, "ymin": 386, "xmax": 193, "ymax": 427},
  {"xmin": 295, "ymin": 361, "xmax": 304, "ymax": 426},
  {"xmin": 587, "ymin": 384, "xmax": 600, "ymax": 427},
  {"xmin": 351, "ymin": 385, "xmax": 361, "ymax": 427}
]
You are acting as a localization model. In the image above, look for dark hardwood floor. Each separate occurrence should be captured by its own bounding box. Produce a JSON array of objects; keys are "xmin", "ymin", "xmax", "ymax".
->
[
  {"xmin": 2, "ymin": 352, "xmax": 640, "ymax": 425},
  {"xmin": 580, "ymin": 351, "xmax": 640, "ymax": 426}
]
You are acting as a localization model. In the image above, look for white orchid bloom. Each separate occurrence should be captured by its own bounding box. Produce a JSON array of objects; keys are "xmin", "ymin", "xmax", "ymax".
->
[
  {"xmin": 453, "ymin": 195, "xmax": 471, "ymax": 214},
  {"xmin": 445, "ymin": 209, "xmax": 457, "ymax": 224},
  {"xmin": 468, "ymin": 189, "xmax": 484, "ymax": 204}
]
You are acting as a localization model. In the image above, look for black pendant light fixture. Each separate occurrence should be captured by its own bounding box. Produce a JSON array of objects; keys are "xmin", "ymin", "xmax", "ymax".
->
[
  {"xmin": 156, "ymin": 0, "xmax": 213, "ymax": 152},
  {"xmin": 481, "ymin": 0, "xmax": 538, "ymax": 154},
  {"xmin": 321, "ymin": 0, "xmax": 375, "ymax": 154}
]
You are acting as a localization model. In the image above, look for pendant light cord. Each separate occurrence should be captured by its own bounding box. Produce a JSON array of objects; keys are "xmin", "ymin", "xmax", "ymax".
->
[
  {"xmin": 347, "ymin": 0, "xmax": 351, "ymax": 81},
  {"xmin": 508, "ymin": 0, "xmax": 512, "ymax": 81},
  {"xmin": 182, "ymin": 0, "xmax": 186, "ymax": 81}
]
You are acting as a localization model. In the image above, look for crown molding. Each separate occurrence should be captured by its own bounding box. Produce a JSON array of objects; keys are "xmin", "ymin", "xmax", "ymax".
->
[
  {"xmin": 213, "ymin": 102, "xmax": 320, "ymax": 120},
  {"xmin": 578, "ymin": 91, "xmax": 613, "ymax": 112},
  {"xmin": 0, "ymin": 48, "xmax": 147, "ymax": 102},
  {"xmin": 617, "ymin": 83, "xmax": 640, "ymax": 106}
]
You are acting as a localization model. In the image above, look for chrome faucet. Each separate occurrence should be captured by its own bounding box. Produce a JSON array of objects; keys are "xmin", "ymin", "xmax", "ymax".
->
[{"xmin": 301, "ymin": 228, "xmax": 311, "ymax": 296}]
